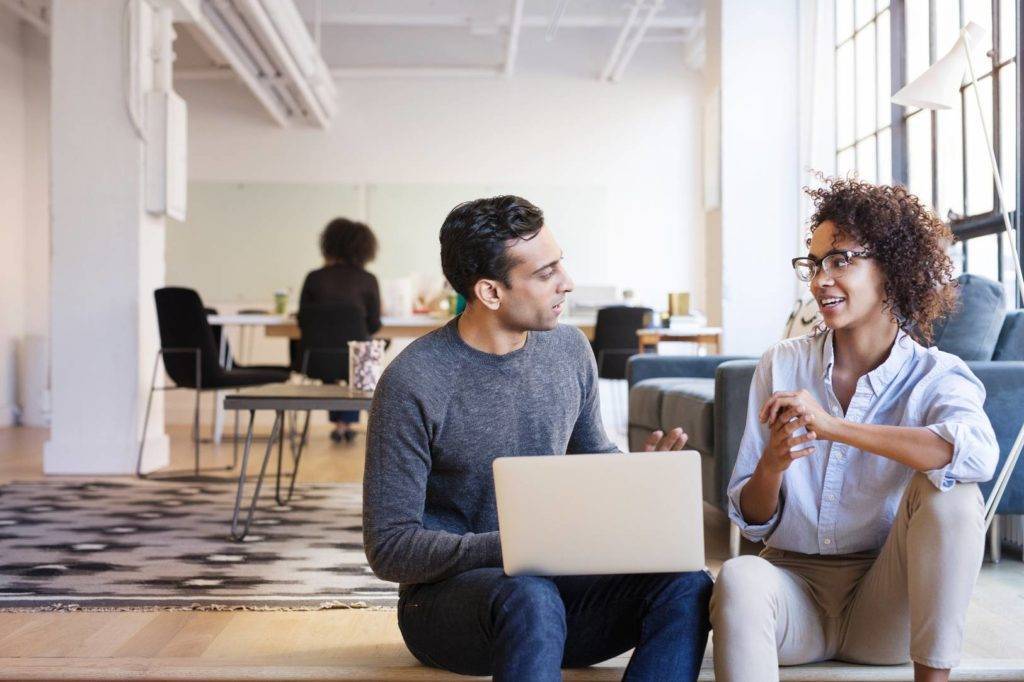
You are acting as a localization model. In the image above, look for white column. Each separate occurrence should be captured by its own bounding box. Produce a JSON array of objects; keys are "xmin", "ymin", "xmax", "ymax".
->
[
  {"xmin": 45, "ymin": 0, "xmax": 169, "ymax": 473},
  {"xmin": 718, "ymin": 0, "xmax": 801, "ymax": 355}
]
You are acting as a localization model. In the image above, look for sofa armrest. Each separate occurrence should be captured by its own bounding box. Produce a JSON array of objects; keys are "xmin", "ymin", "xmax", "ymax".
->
[
  {"xmin": 711, "ymin": 360, "xmax": 758, "ymax": 509},
  {"xmin": 968, "ymin": 361, "xmax": 1024, "ymax": 514},
  {"xmin": 626, "ymin": 354, "xmax": 755, "ymax": 387}
]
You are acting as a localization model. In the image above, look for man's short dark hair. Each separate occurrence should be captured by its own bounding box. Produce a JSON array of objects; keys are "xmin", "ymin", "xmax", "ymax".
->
[
  {"xmin": 440, "ymin": 196, "xmax": 544, "ymax": 300},
  {"xmin": 320, "ymin": 218, "xmax": 378, "ymax": 268}
]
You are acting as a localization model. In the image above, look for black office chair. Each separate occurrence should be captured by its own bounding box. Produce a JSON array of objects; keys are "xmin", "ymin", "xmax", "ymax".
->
[
  {"xmin": 285, "ymin": 302, "xmax": 372, "ymax": 448},
  {"xmin": 591, "ymin": 306, "xmax": 653, "ymax": 380},
  {"xmin": 297, "ymin": 301, "xmax": 370, "ymax": 384},
  {"xmin": 136, "ymin": 288, "xmax": 292, "ymax": 479}
]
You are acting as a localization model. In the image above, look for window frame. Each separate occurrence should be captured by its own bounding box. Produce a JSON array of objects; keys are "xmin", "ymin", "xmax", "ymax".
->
[{"xmin": 838, "ymin": 0, "xmax": 1022, "ymax": 305}]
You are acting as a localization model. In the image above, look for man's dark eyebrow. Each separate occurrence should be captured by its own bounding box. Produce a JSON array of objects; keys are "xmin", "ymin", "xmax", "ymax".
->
[{"xmin": 531, "ymin": 253, "xmax": 564, "ymax": 275}]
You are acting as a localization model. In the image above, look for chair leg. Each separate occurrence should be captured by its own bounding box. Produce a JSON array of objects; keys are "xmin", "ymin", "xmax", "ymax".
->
[
  {"xmin": 193, "ymin": 389, "xmax": 202, "ymax": 478},
  {"xmin": 729, "ymin": 523, "xmax": 741, "ymax": 558},
  {"xmin": 135, "ymin": 351, "xmax": 162, "ymax": 478},
  {"xmin": 989, "ymin": 515, "xmax": 1002, "ymax": 563}
]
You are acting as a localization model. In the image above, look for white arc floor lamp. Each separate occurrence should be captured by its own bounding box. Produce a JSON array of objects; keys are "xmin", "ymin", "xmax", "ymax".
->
[{"xmin": 892, "ymin": 21, "xmax": 1023, "ymax": 529}]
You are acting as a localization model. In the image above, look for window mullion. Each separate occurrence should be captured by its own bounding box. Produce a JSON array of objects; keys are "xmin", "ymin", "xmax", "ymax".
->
[{"xmin": 891, "ymin": 0, "xmax": 908, "ymax": 184}]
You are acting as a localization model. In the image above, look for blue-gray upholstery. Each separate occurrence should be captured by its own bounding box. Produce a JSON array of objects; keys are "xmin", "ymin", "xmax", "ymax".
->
[
  {"xmin": 628, "ymin": 274, "xmax": 1024, "ymax": 519},
  {"xmin": 931, "ymin": 274, "xmax": 1006, "ymax": 361},
  {"xmin": 993, "ymin": 310, "xmax": 1024, "ymax": 361}
]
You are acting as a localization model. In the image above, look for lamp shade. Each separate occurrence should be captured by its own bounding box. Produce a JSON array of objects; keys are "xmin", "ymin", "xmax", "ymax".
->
[{"xmin": 891, "ymin": 22, "xmax": 986, "ymax": 110}]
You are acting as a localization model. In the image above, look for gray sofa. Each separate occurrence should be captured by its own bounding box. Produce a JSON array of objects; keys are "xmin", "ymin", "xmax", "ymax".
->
[{"xmin": 627, "ymin": 275, "xmax": 1024, "ymax": 555}]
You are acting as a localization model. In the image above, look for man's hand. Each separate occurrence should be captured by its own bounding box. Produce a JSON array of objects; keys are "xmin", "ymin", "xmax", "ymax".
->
[
  {"xmin": 642, "ymin": 427, "xmax": 688, "ymax": 452},
  {"xmin": 759, "ymin": 389, "xmax": 837, "ymax": 440}
]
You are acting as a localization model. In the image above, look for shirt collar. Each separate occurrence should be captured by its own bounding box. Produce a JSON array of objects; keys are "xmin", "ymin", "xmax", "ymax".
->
[{"xmin": 820, "ymin": 328, "xmax": 915, "ymax": 395}]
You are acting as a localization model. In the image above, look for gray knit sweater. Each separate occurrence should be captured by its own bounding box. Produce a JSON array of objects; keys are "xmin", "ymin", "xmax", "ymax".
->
[{"xmin": 362, "ymin": 318, "xmax": 617, "ymax": 588}]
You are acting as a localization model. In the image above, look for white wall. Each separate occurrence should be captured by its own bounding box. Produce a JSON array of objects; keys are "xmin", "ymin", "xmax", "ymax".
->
[
  {"xmin": 0, "ymin": 14, "xmax": 48, "ymax": 428},
  {"xmin": 0, "ymin": 14, "xmax": 26, "ymax": 427},
  {"xmin": 179, "ymin": 72, "xmax": 705, "ymax": 313}
]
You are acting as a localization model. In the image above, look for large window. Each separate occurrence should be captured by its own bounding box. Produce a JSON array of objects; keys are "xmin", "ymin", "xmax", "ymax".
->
[
  {"xmin": 836, "ymin": 0, "xmax": 893, "ymax": 184},
  {"xmin": 835, "ymin": 0, "xmax": 1022, "ymax": 305}
]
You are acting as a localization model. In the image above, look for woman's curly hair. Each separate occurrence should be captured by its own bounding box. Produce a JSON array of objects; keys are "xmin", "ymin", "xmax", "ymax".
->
[
  {"xmin": 320, "ymin": 218, "xmax": 378, "ymax": 268},
  {"xmin": 805, "ymin": 176, "xmax": 957, "ymax": 344}
]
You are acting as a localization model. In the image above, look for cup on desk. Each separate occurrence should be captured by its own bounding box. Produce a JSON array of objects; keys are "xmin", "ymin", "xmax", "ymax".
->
[{"xmin": 273, "ymin": 290, "xmax": 288, "ymax": 315}]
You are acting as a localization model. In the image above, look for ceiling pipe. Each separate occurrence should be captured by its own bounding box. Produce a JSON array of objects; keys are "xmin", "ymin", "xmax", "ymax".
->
[
  {"xmin": 600, "ymin": 0, "xmax": 644, "ymax": 82},
  {"xmin": 198, "ymin": 1, "xmax": 290, "ymax": 126},
  {"xmin": 545, "ymin": 0, "xmax": 570, "ymax": 42},
  {"xmin": 300, "ymin": 13, "xmax": 696, "ymax": 30},
  {"xmin": 331, "ymin": 66, "xmax": 503, "ymax": 79},
  {"xmin": 235, "ymin": 0, "xmax": 329, "ymax": 127},
  {"xmin": 503, "ymin": 0, "xmax": 526, "ymax": 77},
  {"xmin": 609, "ymin": 0, "xmax": 664, "ymax": 82},
  {"xmin": 211, "ymin": 0, "xmax": 299, "ymax": 116}
]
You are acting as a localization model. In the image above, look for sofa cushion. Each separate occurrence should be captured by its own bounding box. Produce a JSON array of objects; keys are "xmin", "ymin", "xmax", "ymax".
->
[
  {"xmin": 629, "ymin": 378, "xmax": 690, "ymax": 432},
  {"xmin": 659, "ymin": 379, "xmax": 716, "ymax": 455},
  {"xmin": 993, "ymin": 310, "xmax": 1024, "ymax": 361},
  {"xmin": 932, "ymin": 274, "xmax": 1006, "ymax": 361}
]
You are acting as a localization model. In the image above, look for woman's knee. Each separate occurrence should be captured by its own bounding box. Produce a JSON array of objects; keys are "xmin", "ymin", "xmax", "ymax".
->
[
  {"xmin": 908, "ymin": 474, "xmax": 984, "ymax": 533},
  {"xmin": 710, "ymin": 556, "xmax": 777, "ymax": 625}
]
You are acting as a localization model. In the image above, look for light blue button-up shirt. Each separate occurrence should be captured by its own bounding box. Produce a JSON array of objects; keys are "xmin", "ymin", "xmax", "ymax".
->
[{"xmin": 727, "ymin": 330, "xmax": 998, "ymax": 555}]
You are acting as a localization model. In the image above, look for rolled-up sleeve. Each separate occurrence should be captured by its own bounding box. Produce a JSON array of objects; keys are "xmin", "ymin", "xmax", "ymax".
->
[
  {"xmin": 726, "ymin": 355, "xmax": 782, "ymax": 542},
  {"xmin": 921, "ymin": 365, "xmax": 999, "ymax": 491}
]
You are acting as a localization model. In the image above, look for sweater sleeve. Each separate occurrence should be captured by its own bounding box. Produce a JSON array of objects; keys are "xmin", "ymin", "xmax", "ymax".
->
[{"xmin": 362, "ymin": 366, "xmax": 502, "ymax": 584}]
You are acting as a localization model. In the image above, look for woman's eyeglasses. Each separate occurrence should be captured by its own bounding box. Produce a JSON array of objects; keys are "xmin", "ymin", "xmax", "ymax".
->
[{"xmin": 791, "ymin": 250, "xmax": 871, "ymax": 283}]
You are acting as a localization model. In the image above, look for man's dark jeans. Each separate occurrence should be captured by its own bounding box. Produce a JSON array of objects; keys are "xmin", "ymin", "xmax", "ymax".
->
[{"xmin": 398, "ymin": 567, "xmax": 714, "ymax": 681}]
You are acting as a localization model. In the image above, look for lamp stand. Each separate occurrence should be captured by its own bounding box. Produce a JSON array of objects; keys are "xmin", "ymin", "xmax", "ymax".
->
[{"xmin": 961, "ymin": 29, "xmax": 1024, "ymax": 528}]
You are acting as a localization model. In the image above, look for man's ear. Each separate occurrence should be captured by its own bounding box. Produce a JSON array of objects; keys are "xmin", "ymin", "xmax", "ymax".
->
[{"xmin": 473, "ymin": 278, "xmax": 502, "ymax": 311}]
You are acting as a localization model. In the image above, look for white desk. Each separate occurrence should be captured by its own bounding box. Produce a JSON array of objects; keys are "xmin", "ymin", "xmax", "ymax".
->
[{"xmin": 206, "ymin": 312, "xmax": 599, "ymax": 443}]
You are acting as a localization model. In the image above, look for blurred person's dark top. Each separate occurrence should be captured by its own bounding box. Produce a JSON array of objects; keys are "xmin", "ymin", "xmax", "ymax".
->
[{"xmin": 299, "ymin": 263, "xmax": 382, "ymax": 335}]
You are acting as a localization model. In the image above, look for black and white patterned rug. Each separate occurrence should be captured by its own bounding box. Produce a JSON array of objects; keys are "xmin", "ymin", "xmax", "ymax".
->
[{"xmin": 0, "ymin": 479, "xmax": 399, "ymax": 610}]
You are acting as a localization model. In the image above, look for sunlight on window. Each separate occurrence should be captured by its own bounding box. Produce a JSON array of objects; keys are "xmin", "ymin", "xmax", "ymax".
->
[
  {"xmin": 936, "ymin": 104, "xmax": 964, "ymax": 220},
  {"xmin": 837, "ymin": 42, "xmax": 856, "ymax": 149},
  {"xmin": 857, "ymin": 137, "xmax": 878, "ymax": 183},
  {"xmin": 856, "ymin": 26, "xmax": 877, "ymax": 139},
  {"xmin": 968, "ymin": 233, "xmax": 1001, "ymax": 282},
  {"xmin": 907, "ymin": 112, "xmax": 933, "ymax": 207},
  {"xmin": 876, "ymin": 10, "xmax": 891, "ymax": 127},
  {"xmin": 1000, "ymin": 0, "xmax": 1016, "ymax": 59},
  {"xmin": 998, "ymin": 63, "xmax": 1017, "ymax": 213},
  {"xmin": 964, "ymin": 77, "xmax": 994, "ymax": 215},
  {"xmin": 877, "ymin": 128, "xmax": 892, "ymax": 185}
]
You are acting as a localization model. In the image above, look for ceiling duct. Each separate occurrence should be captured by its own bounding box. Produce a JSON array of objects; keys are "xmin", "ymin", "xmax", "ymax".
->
[{"xmin": 195, "ymin": 0, "xmax": 336, "ymax": 127}]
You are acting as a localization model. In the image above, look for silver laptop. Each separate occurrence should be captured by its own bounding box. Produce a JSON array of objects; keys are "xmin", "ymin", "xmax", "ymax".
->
[{"xmin": 493, "ymin": 452, "xmax": 705, "ymax": 576}]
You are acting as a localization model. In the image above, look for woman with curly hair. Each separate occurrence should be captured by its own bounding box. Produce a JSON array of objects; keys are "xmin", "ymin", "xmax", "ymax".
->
[
  {"xmin": 710, "ymin": 178, "xmax": 998, "ymax": 682},
  {"xmin": 299, "ymin": 218, "xmax": 382, "ymax": 443}
]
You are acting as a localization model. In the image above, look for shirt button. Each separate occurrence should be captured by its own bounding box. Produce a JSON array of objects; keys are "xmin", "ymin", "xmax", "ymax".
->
[
  {"xmin": 823, "ymin": 538, "xmax": 832, "ymax": 545},
  {"xmin": 828, "ymin": 494, "xmax": 836, "ymax": 501}
]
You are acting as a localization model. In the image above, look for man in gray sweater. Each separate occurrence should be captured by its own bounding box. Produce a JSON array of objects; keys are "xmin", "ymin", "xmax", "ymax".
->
[{"xmin": 363, "ymin": 195, "xmax": 713, "ymax": 681}]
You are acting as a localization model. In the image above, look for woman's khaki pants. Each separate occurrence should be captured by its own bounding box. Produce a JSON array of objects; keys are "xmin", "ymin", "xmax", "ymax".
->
[{"xmin": 710, "ymin": 474, "xmax": 986, "ymax": 681}]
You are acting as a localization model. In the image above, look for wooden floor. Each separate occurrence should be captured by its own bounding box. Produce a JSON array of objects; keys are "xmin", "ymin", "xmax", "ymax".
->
[{"xmin": 1, "ymin": 426, "xmax": 1022, "ymax": 681}]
